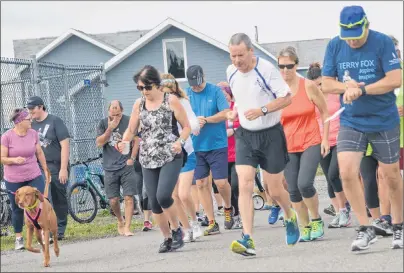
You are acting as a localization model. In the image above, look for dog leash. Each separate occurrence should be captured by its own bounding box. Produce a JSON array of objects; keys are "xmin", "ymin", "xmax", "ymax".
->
[{"xmin": 0, "ymin": 188, "xmax": 15, "ymax": 195}]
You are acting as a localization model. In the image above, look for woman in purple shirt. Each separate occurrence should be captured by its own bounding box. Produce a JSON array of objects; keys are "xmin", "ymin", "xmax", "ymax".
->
[{"xmin": 0, "ymin": 108, "xmax": 49, "ymax": 250}]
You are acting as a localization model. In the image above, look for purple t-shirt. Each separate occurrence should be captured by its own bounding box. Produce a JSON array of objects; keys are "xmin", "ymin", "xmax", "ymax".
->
[{"xmin": 1, "ymin": 129, "xmax": 41, "ymax": 183}]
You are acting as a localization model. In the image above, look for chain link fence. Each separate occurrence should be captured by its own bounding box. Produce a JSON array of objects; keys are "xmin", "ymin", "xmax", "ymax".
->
[{"xmin": 0, "ymin": 56, "xmax": 107, "ymax": 184}]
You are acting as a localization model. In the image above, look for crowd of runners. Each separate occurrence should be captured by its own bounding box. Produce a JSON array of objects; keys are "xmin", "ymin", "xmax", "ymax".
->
[{"xmin": 1, "ymin": 5, "xmax": 403, "ymax": 257}]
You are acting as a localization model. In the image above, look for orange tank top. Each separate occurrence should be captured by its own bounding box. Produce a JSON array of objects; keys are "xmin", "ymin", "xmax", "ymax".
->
[{"xmin": 281, "ymin": 78, "xmax": 321, "ymax": 153}]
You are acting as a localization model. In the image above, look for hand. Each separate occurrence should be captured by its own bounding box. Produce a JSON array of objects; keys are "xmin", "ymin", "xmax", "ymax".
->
[
  {"xmin": 193, "ymin": 129, "xmax": 200, "ymax": 136},
  {"xmin": 226, "ymin": 129, "xmax": 234, "ymax": 137},
  {"xmin": 13, "ymin": 157, "xmax": 25, "ymax": 164},
  {"xmin": 45, "ymin": 170, "xmax": 51, "ymax": 185},
  {"xmin": 126, "ymin": 159, "xmax": 134, "ymax": 166},
  {"xmin": 108, "ymin": 116, "xmax": 120, "ymax": 130},
  {"xmin": 117, "ymin": 141, "xmax": 125, "ymax": 153},
  {"xmin": 321, "ymin": 139, "xmax": 330, "ymax": 158},
  {"xmin": 197, "ymin": 116, "xmax": 207, "ymax": 129},
  {"xmin": 398, "ymin": 105, "xmax": 403, "ymax": 117},
  {"xmin": 344, "ymin": 80, "xmax": 364, "ymax": 89},
  {"xmin": 59, "ymin": 168, "xmax": 68, "ymax": 184},
  {"xmin": 227, "ymin": 110, "xmax": 238, "ymax": 121},
  {"xmin": 343, "ymin": 87, "xmax": 362, "ymax": 104},
  {"xmin": 244, "ymin": 108, "xmax": 263, "ymax": 121},
  {"xmin": 171, "ymin": 141, "xmax": 182, "ymax": 154}
]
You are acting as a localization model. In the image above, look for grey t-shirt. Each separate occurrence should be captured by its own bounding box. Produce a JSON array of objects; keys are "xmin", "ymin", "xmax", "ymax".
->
[
  {"xmin": 31, "ymin": 114, "xmax": 70, "ymax": 169},
  {"xmin": 96, "ymin": 115, "xmax": 131, "ymax": 172}
]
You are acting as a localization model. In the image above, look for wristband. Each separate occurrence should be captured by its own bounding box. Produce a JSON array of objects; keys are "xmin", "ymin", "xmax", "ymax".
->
[{"xmin": 360, "ymin": 85, "xmax": 367, "ymax": 96}]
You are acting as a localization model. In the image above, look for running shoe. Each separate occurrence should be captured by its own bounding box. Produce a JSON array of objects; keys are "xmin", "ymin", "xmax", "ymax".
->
[
  {"xmin": 284, "ymin": 209, "xmax": 300, "ymax": 246},
  {"xmin": 351, "ymin": 226, "xmax": 377, "ymax": 251},
  {"xmin": 224, "ymin": 207, "xmax": 234, "ymax": 230},
  {"xmin": 268, "ymin": 206, "xmax": 280, "ymax": 225},
  {"xmin": 392, "ymin": 224, "xmax": 403, "ymax": 249},
  {"xmin": 328, "ymin": 214, "xmax": 341, "ymax": 228},
  {"xmin": 158, "ymin": 238, "xmax": 172, "ymax": 253},
  {"xmin": 171, "ymin": 228, "xmax": 184, "ymax": 250},
  {"xmin": 15, "ymin": 237, "xmax": 24, "ymax": 250},
  {"xmin": 310, "ymin": 219, "xmax": 325, "ymax": 240},
  {"xmin": 183, "ymin": 229, "xmax": 194, "ymax": 243},
  {"xmin": 323, "ymin": 204, "xmax": 336, "ymax": 216},
  {"xmin": 192, "ymin": 220, "xmax": 202, "ymax": 238},
  {"xmin": 230, "ymin": 233, "xmax": 256, "ymax": 256},
  {"xmin": 300, "ymin": 226, "xmax": 311, "ymax": 242},
  {"xmin": 142, "ymin": 220, "xmax": 153, "ymax": 232},
  {"xmin": 232, "ymin": 215, "xmax": 243, "ymax": 229},
  {"xmin": 372, "ymin": 218, "xmax": 393, "ymax": 237},
  {"xmin": 204, "ymin": 221, "xmax": 220, "ymax": 236},
  {"xmin": 338, "ymin": 209, "xmax": 351, "ymax": 227}
]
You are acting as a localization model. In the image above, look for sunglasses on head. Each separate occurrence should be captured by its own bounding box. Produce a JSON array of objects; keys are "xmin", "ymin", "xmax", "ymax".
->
[
  {"xmin": 137, "ymin": 85, "xmax": 154, "ymax": 92},
  {"xmin": 278, "ymin": 64, "xmax": 296, "ymax": 70}
]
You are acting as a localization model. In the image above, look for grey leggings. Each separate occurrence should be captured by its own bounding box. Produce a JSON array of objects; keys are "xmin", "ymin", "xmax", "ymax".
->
[
  {"xmin": 319, "ymin": 145, "xmax": 343, "ymax": 199},
  {"xmin": 142, "ymin": 155, "xmax": 183, "ymax": 214},
  {"xmin": 285, "ymin": 144, "xmax": 321, "ymax": 203},
  {"xmin": 360, "ymin": 155, "xmax": 379, "ymax": 209}
]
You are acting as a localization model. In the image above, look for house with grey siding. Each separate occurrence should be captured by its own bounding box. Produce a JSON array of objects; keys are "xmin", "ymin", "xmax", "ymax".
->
[{"xmin": 13, "ymin": 17, "xmax": 308, "ymax": 117}]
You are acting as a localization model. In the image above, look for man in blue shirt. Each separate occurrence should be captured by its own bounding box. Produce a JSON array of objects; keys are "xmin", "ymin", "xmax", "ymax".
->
[
  {"xmin": 322, "ymin": 5, "xmax": 403, "ymax": 251},
  {"xmin": 186, "ymin": 65, "xmax": 234, "ymax": 235}
]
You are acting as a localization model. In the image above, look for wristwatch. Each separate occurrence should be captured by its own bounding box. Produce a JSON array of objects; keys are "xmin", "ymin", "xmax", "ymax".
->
[
  {"xmin": 130, "ymin": 156, "xmax": 136, "ymax": 161},
  {"xmin": 261, "ymin": 106, "xmax": 268, "ymax": 116},
  {"xmin": 360, "ymin": 85, "xmax": 367, "ymax": 96},
  {"xmin": 179, "ymin": 138, "xmax": 186, "ymax": 147}
]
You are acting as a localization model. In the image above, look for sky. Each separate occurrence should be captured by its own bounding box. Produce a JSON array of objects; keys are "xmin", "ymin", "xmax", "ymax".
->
[{"xmin": 1, "ymin": 1, "xmax": 403, "ymax": 58}]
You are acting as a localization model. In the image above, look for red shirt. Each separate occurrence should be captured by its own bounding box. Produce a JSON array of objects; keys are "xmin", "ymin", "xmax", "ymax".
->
[{"xmin": 226, "ymin": 101, "xmax": 240, "ymax": 163}]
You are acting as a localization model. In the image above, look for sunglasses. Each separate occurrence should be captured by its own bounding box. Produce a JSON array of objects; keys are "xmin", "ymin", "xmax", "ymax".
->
[
  {"xmin": 278, "ymin": 64, "xmax": 296, "ymax": 70},
  {"xmin": 137, "ymin": 85, "xmax": 154, "ymax": 92}
]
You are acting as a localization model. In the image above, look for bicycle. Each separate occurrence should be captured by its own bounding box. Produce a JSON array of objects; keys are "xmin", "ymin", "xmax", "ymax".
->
[
  {"xmin": 67, "ymin": 155, "xmax": 119, "ymax": 224},
  {"xmin": 253, "ymin": 167, "xmax": 265, "ymax": 211},
  {"xmin": 0, "ymin": 183, "xmax": 12, "ymax": 236}
]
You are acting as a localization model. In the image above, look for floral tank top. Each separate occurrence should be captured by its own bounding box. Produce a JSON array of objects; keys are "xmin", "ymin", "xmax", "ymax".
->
[{"xmin": 139, "ymin": 93, "xmax": 180, "ymax": 169}]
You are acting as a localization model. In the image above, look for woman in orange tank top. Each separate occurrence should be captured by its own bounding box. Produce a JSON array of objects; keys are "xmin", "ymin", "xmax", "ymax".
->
[{"xmin": 278, "ymin": 47, "xmax": 330, "ymax": 242}]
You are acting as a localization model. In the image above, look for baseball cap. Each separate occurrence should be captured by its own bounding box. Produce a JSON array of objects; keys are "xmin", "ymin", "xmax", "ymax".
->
[
  {"xmin": 339, "ymin": 6, "xmax": 368, "ymax": 40},
  {"xmin": 186, "ymin": 65, "xmax": 204, "ymax": 86},
  {"xmin": 26, "ymin": 96, "xmax": 45, "ymax": 109}
]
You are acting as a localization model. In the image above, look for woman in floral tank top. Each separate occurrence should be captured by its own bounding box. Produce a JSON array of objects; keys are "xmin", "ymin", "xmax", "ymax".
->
[{"xmin": 118, "ymin": 65, "xmax": 191, "ymax": 253}]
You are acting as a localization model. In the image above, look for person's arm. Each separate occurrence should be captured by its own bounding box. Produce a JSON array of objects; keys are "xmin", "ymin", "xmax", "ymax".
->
[
  {"xmin": 205, "ymin": 87, "xmax": 230, "ymax": 123},
  {"xmin": 55, "ymin": 118, "xmax": 70, "ymax": 184},
  {"xmin": 181, "ymin": 99, "xmax": 200, "ymax": 134},
  {"xmin": 307, "ymin": 80, "xmax": 330, "ymax": 155},
  {"xmin": 36, "ymin": 142, "xmax": 48, "ymax": 175},
  {"xmin": 122, "ymin": 99, "xmax": 141, "ymax": 142},
  {"xmin": 131, "ymin": 136, "xmax": 140, "ymax": 159},
  {"xmin": 263, "ymin": 65, "xmax": 292, "ymax": 112},
  {"xmin": 170, "ymin": 95, "xmax": 191, "ymax": 142},
  {"xmin": 321, "ymin": 39, "xmax": 347, "ymax": 94},
  {"xmin": 0, "ymin": 134, "xmax": 25, "ymax": 165},
  {"xmin": 96, "ymin": 119, "xmax": 112, "ymax": 148}
]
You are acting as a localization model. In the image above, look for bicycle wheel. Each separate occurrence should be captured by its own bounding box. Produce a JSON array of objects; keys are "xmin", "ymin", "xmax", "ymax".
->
[
  {"xmin": 0, "ymin": 192, "xmax": 12, "ymax": 236},
  {"xmin": 253, "ymin": 194, "xmax": 264, "ymax": 211},
  {"xmin": 68, "ymin": 182, "xmax": 98, "ymax": 224}
]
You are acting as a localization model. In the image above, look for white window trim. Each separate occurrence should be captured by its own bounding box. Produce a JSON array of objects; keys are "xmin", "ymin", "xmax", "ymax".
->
[{"xmin": 162, "ymin": 38, "xmax": 188, "ymax": 81}]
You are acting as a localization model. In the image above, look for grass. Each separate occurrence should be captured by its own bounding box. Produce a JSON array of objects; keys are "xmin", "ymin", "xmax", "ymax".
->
[
  {"xmin": 0, "ymin": 210, "xmax": 143, "ymax": 252},
  {"xmin": 316, "ymin": 165, "xmax": 324, "ymax": 176}
]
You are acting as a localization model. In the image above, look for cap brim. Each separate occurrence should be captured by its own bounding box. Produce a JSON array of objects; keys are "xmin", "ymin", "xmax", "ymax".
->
[
  {"xmin": 340, "ymin": 24, "xmax": 365, "ymax": 40},
  {"xmin": 188, "ymin": 79, "xmax": 200, "ymax": 87},
  {"xmin": 26, "ymin": 104, "xmax": 35, "ymax": 110}
]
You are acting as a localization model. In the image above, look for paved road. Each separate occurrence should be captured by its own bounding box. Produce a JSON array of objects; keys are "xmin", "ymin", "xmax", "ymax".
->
[{"xmin": 1, "ymin": 178, "xmax": 403, "ymax": 272}]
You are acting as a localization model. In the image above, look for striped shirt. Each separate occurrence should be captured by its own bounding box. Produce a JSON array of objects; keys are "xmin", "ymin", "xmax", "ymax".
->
[{"xmin": 227, "ymin": 57, "xmax": 290, "ymax": 131}]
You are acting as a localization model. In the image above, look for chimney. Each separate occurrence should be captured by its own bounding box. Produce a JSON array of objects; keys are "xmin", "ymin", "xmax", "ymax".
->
[{"xmin": 254, "ymin": 26, "xmax": 259, "ymax": 43}]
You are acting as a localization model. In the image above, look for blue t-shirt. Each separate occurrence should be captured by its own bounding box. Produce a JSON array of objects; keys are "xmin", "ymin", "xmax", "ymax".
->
[
  {"xmin": 186, "ymin": 82, "xmax": 229, "ymax": 152},
  {"xmin": 322, "ymin": 30, "xmax": 401, "ymax": 132}
]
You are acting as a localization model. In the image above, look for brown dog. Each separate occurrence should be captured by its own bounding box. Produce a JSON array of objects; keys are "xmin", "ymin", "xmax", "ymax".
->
[{"xmin": 15, "ymin": 168, "xmax": 59, "ymax": 267}]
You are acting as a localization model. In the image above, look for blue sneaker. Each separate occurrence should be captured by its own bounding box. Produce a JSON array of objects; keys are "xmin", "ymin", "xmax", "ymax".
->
[
  {"xmin": 230, "ymin": 233, "xmax": 256, "ymax": 256},
  {"xmin": 268, "ymin": 206, "xmax": 281, "ymax": 224},
  {"xmin": 262, "ymin": 204, "xmax": 272, "ymax": 210},
  {"xmin": 284, "ymin": 209, "xmax": 300, "ymax": 246}
]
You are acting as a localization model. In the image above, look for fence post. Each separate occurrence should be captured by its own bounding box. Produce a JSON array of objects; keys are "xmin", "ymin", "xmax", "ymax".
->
[
  {"xmin": 100, "ymin": 62, "xmax": 107, "ymax": 118},
  {"xmin": 30, "ymin": 54, "xmax": 40, "ymax": 96}
]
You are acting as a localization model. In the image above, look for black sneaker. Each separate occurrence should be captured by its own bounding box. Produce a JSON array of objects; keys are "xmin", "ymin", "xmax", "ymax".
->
[
  {"xmin": 372, "ymin": 218, "xmax": 393, "ymax": 237},
  {"xmin": 57, "ymin": 234, "xmax": 65, "ymax": 241},
  {"xmin": 392, "ymin": 224, "xmax": 403, "ymax": 249},
  {"xmin": 351, "ymin": 226, "xmax": 377, "ymax": 251},
  {"xmin": 171, "ymin": 228, "xmax": 184, "ymax": 250},
  {"xmin": 158, "ymin": 238, "xmax": 173, "ymax": 253},
  {"xmin": 201, "ymin": 215, "xmax": 209, "ymax": 227},
  {"xmin": 323, "ymin": 204, "xmax": 336, "ymax": 216}
]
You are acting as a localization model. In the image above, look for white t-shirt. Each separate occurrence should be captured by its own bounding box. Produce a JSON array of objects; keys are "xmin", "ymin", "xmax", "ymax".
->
[
  {"xmin": 226, "ymin": 57, "xmax": 290, "ymax": 131},
  {"xmin": 178, "ymin": 98, "xmax": 199, "ymax": 155}
]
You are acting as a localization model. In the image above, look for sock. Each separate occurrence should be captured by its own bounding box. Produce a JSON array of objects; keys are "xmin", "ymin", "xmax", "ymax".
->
[
  {"xmin": 311, "ymin": 217, "xmax": 322, "ymax": 222},
  {"xmin": 225, "ymin": 206, "xmax": 232, "ymax": 211},
  {"xmin": 209, "ymin": 220, "xmax": 215, "ymax": 225},
  {"xmin": 339, "ymin": 207, "xmax": 347, "ymax": 213},
  {"xmin": 393, "ymin": 223, "xmax": 403, "ymax": 230},
  {"xmin": 218, "ymin": 206, "xmax": 223, "ymax": 210}
]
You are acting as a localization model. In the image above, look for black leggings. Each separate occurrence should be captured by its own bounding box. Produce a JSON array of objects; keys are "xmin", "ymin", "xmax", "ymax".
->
[
  {"xmin": 319, "ymin": 145, "xmax": 343, "ymax": 199},
  {"xmin": 134, "ymin": 161, "xmax": 151, "ymax": 211},
  {"xmin": 285, "ymin": 144, "xmax": 321, "ymax": 203},
  {"xmin": 142, "ymin": 156, "xmax": 183, "ymax": 214},
  {"xmin": 360, "ymin": 156, "xmax": 379, "ymax": 209},
  {"xmin": 228, "ymin": 162, "xmax": 239, "ymax": 216}
]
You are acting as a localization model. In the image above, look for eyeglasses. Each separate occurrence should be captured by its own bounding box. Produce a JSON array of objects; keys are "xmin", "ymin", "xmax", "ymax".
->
[
  {"xmin": 278, "ymin": 64, "xmax": 295, "ymax": 70},
  {"xmin": 137, "ymin": 85, "xmax": 154, "ymax": 92}
]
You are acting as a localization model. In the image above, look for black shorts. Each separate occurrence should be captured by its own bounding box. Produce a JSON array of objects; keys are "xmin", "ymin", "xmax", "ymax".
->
[
  {"xmin": 104, "ymin": 165, "xmax": 137, "ymax": 199},
  {"xmin": 235, "ymin": 123, "xmax": 289, "ymax": 174}
]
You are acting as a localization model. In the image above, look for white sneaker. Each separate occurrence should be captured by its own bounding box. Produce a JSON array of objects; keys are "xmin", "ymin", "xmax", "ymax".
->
[
  {"xmin": 392, "ymin": 225, "xmax": 403, "ymax": 249},
  {"xmin": 183, "ymin": 229, "xmax": 194, "ymax": 243},
  {"xmin": 192, "ymin": 221, "xmax": 202, "ymax": 238},
  {"xmin": 232, "ymin": 215, "xmax": 243, "ymax": 229}
]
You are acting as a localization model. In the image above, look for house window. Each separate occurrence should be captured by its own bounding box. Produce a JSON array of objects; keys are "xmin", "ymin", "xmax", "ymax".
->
[{"xmin": 163, "ymin": 38, "xmax": 187, "ymax": 80}]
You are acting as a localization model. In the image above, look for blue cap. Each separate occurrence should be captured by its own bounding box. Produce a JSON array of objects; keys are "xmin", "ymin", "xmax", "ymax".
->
[{"xmin": 339, "ymin": 6, "xmax": 368, "ymax": 40}]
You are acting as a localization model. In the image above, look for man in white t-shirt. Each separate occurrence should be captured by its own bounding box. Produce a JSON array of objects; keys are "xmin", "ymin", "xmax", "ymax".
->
[{"xmin": 226, "ymin": 33, "xmax": 300, "ymax": 256}]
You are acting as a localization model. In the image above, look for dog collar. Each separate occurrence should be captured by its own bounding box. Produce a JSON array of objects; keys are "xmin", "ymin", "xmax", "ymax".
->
[{"xmin": 25, "ymin": 199, "xmax": 40, "ymax": 210}]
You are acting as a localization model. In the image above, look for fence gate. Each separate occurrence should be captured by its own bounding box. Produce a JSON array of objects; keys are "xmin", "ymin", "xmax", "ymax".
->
[{"xmin": 1, "ymin": 56, "xmax": 107, "ymax": 182}]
